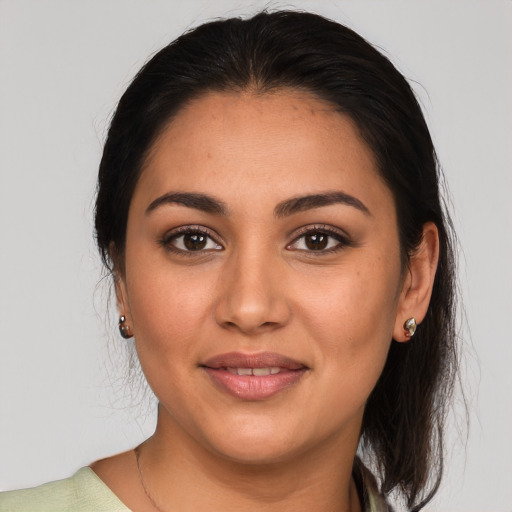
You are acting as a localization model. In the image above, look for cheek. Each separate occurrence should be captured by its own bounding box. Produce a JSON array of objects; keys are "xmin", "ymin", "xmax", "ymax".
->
[
  {"xmin": 298, "ymin": 259, "xmax": 400, "ymax": 342},
  {"xmin": 125, "ymin": 260, "xmax": 217, "ymax": 362},
  {"xmin": 125, "ymin": 268, "xmax": 217, "ymax": 409},
  {"xmin": 294, "ymin": 254, "xmax": 401, "ymax": 388}
]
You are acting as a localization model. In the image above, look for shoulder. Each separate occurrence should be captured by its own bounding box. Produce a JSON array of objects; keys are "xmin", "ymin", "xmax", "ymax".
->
[{"xmin": 0, "ymin": 467, "xmax": 130, "ymax": 512}]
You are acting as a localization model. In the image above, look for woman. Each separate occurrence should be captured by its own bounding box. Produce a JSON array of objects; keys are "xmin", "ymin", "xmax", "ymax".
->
[{"xmin": 0, "ymin": 10, "xmax": 458, "ymax": 512}]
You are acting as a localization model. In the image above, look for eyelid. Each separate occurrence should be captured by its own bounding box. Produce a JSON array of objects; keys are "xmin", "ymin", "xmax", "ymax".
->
[
  {"xmin": 159, "ymin": 225, "xmax": 224, "ymax": 254},
  {"xmin": 290, "ymin": 224, "xmax": 350, "ymax": 240},
  {"xmin": 286, "ymin": 224, "xmax": 352, "ymax": 252}
]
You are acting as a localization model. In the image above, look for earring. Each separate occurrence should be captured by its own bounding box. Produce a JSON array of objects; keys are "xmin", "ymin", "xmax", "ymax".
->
[
  {"xmin": 119, "ymin": 315, "xmax": 133, "ymax": 339},
  {"xmin": 403, "ymin": 317, "xmax": 417, "ymax": 338}
]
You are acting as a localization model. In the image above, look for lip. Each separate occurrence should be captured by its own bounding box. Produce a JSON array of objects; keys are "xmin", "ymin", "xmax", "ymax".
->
[{"xmin": 201, "ymin": 351, "xmax": 308, "ymax": 401}]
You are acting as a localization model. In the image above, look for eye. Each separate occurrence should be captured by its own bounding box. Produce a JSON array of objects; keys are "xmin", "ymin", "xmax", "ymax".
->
[
  {"xmin": 161, "ymin": 227, "xmax": 223, "ymax": 254},
  {"xmin": 287, "ymin": 226, "xmax": 350, "ymax": 253}
]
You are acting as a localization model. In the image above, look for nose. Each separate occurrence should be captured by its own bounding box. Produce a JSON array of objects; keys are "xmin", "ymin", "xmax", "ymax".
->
[{"xmin": 213, "ymin": 248, "xmax": 291, "ymax": 335}]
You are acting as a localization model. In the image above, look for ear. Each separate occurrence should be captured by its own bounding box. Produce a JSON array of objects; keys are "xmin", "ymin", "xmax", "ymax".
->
[
  {"xmin": 393, "ymin": 222, "xmax": 440, "ymax": 342},
  {"xmin": 110, "ymin": 243, "xmax": 132, "ymax": 330}
]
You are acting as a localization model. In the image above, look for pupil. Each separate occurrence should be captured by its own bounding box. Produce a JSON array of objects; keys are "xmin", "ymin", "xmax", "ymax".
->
[
  {"xmin": 305, "ymin": 233, "xmax": 328, "ymax": 250},
  {"xmin": 184, "ymin": 233, "xmax": 207, "ymax": 250}
]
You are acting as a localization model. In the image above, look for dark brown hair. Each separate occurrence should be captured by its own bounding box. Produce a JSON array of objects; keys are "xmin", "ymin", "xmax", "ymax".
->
[{"xmin": 95, "ymin": 11, "xmax": 458, "ymax": 510}]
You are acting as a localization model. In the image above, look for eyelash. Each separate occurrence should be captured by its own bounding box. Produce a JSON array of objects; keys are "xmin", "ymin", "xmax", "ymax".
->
[
  {"xmin": 287, "ymin": 224, "xmax": 352, "ymax": 255},
  {"xmin": 159, "ymin": 225, "xmax": 222, "ymax": 257},
  {"xmin": 159, "ymin": 224, "xmax": 352, "ymax": 256}
]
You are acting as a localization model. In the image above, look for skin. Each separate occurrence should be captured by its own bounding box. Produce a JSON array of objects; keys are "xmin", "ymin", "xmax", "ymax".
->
[{"xmin": 91, "ymin": 90, "xmax": 439, "ymax": 512}]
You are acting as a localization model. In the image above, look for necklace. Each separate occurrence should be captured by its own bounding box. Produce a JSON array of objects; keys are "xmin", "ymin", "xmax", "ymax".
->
[
  {"xmin": 135, "ymin": 445, "xmax": 168, "ymax": 512},
  {"xmin": 135, "ymin": 445, "xmax": 371, "ymax": 512}
]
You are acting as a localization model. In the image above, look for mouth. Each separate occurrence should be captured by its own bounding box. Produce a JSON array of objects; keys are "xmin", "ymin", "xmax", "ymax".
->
[{"xmin": 201, "ymin": 351, "xmax": 309, "ymax": 401}]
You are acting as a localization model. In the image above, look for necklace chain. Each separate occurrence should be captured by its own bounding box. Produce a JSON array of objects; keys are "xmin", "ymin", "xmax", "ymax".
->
[
  {"xmin": 135, "ymin": 444, "xmax": 368, "ymax": 512},
  {"xmin": 135, "ymin": 445, "xmax": 168, "ymax": 512}
]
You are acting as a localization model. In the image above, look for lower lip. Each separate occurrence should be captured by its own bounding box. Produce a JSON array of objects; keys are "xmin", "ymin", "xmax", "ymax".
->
[{"xmin": 203, "ymin": 368, "xmax": 307, "ymax": 400}]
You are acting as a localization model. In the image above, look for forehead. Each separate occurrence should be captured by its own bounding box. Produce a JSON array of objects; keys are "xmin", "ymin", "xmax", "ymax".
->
[{"xmin": 135, "ymin": 89, "xmax": 392, "ymax": 216}]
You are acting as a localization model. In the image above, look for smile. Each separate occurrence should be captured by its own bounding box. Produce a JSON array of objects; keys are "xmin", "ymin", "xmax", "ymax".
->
[{"xmin": 201, "ymin": 352, "xmax": 308, "ymax": 400}]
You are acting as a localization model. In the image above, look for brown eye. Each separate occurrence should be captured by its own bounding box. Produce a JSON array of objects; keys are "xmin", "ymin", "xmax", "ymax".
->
[
  {"xmin": 287, "ymin": 227, "xmax": 350, "ymax": 254},
  {"xmin": 163, "ymin": 229, "xmax": 223, "ymax": 253},
  {"xmin": 183, "ymin": 233, "xmax": 207, "ymax": 251},
  {"xmin": 304, "ymin": 233, "xmax": 328, "ymax": 250}
]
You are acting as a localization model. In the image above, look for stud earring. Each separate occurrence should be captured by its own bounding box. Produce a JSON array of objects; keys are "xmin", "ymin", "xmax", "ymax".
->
[
  {"xmin": 403, "ymin": 317, "xmax": 417, "ymax": 338},
  {"xmin": 119, "ymin": 315, "xmax": 133, "ymax": 339}
]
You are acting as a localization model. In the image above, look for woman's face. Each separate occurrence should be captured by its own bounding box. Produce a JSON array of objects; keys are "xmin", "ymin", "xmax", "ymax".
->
[{"xmin": 118, "ymin": 90, "xmax": 407, "ymax": 463}]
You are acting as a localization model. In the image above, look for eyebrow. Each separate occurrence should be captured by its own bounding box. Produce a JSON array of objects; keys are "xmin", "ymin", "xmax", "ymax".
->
[
  {"xmin": 145, "ymin": 190, "xmax": 370, "ymax": 217},
  {"xmin": 146, "ymin": 192, "xmax": 228, "ymax": 216},
  {"xmin": 274, "ymin": 191, "xmax": 371, "ymax": 218}
]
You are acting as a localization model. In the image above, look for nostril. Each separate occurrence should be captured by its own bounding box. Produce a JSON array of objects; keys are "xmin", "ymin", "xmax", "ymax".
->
[
  {"xmin": 220, "ymin": 319, "xmax": 282, "ymax": 334},
  {"xmin": 213, "ymin": 282, "xmax": 292, "ymax": 333}
]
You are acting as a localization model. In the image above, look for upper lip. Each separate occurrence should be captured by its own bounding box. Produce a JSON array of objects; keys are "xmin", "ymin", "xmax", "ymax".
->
[{"xmin": 202, "ymin": 351, "xmax": 307, "ymax": 370}]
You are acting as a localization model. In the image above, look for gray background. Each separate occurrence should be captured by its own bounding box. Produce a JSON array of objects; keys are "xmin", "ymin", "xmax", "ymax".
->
[{"xmin": 1, "ymin": 1, "xmax": 511, "ymax": 510}]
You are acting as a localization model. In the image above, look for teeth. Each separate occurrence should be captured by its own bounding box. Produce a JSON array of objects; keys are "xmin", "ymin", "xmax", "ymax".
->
[
  {"xmin": 253, "ymin": 367, "xmax": 270, "ymax": 376},
  {"xmin": 225, "ymin": 367, "xmax": 283, "ymax": 376}
]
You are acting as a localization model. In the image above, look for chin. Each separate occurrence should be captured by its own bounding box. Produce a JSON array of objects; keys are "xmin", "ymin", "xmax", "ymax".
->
[{"xmin": 202, "ymin": 419, "xmax": 312, "ymax": 466}]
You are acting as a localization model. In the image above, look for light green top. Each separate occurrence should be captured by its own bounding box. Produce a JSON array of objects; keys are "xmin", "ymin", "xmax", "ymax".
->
[
  {"xmin": 0, "ymin": 468, "xmax": 130, "ymax": 512},
  {"xmin": 0, "ymin": 463, "xmax": 390, "ymax": 511}
]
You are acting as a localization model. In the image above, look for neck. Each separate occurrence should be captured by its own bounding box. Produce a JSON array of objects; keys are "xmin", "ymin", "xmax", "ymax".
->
[{"xmin": 137, "ymin": 407, "xmax": 362, "ymax": 512}]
